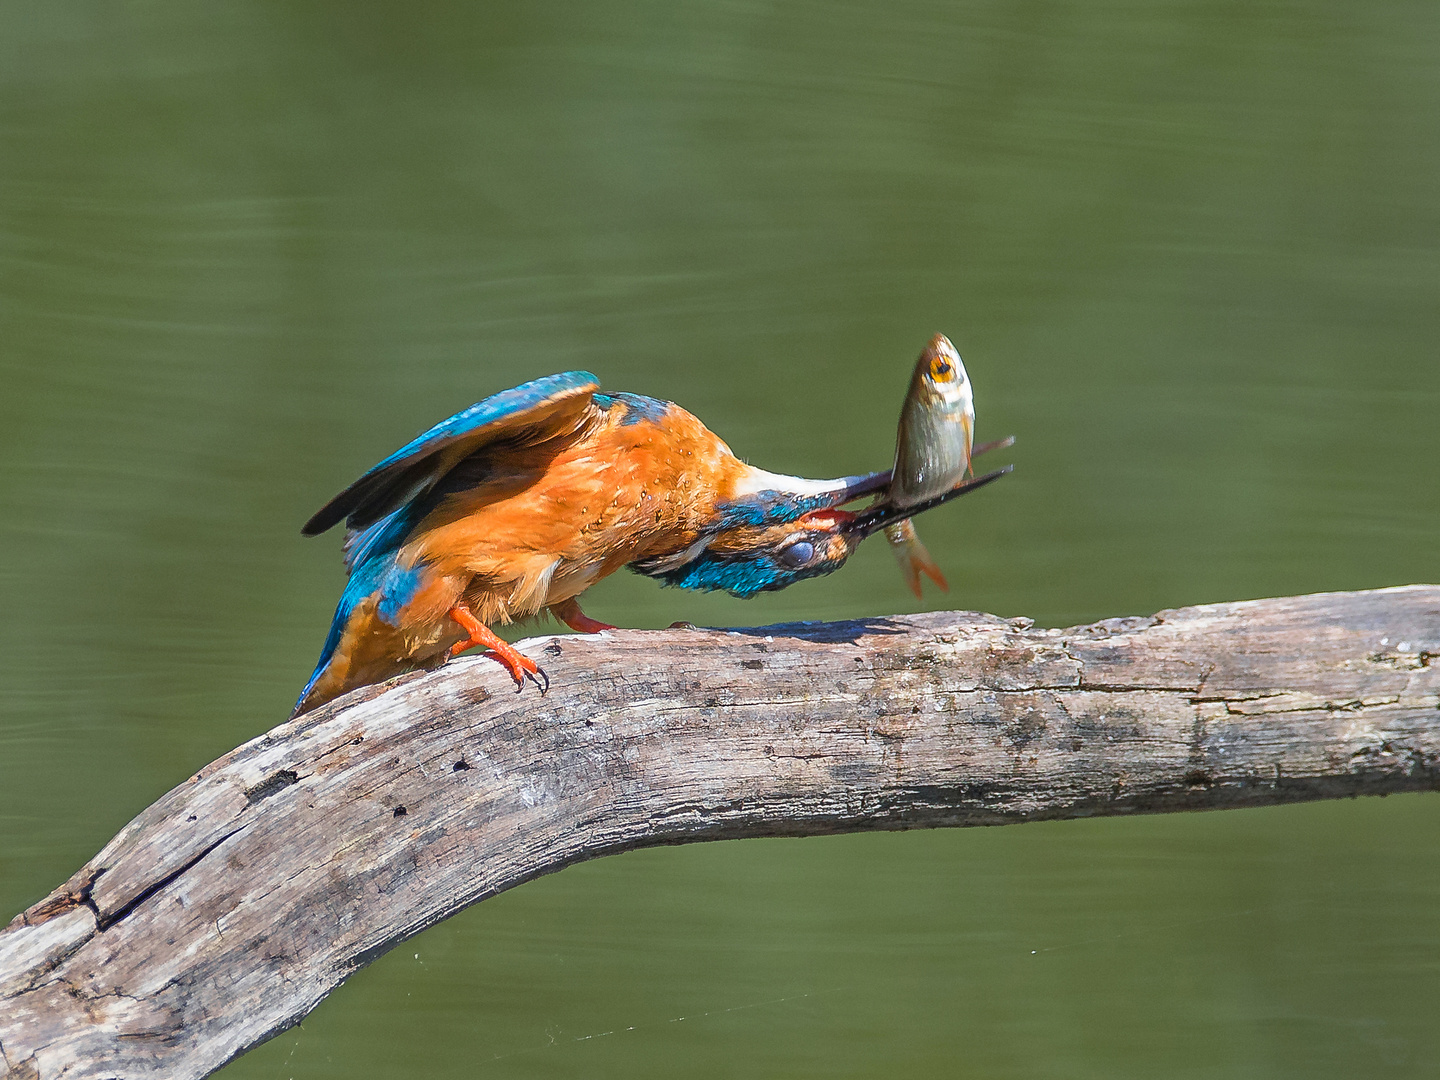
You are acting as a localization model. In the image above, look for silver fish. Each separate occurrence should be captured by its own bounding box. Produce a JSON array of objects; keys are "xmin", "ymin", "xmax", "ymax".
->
[{"xmin": 884, "ymin": 334, "xmax": 975, "ymax": 597}]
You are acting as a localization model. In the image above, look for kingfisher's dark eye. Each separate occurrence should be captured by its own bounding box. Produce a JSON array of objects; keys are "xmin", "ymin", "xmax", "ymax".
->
[{"xmin": 779, "ymin": 540, "xmax": 815, "ymax": 568}]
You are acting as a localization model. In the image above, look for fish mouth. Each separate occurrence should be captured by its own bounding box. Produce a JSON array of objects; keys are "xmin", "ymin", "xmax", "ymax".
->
[{"xmin": 846, "ymin": 464, "xmax": 1013, "ymax": 538}]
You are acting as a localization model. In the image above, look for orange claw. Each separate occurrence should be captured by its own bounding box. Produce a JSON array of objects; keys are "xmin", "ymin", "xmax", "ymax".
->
[
  {"xmin": 448, "ymin": 603, "xmax": 547, "ymax": 693},
  {"xmin": 550, "ymin": 597, "xmax": 617, "ymax": 634}
]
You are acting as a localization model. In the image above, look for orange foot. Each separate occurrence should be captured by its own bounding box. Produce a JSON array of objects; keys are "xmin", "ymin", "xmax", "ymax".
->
[
  {"xmin": 550, "ymin": 597, "xmax": 617, "ymax": 635},
  {"xmin": 447, "ymin": 603, "xmax": 547, "ymax": 694}
]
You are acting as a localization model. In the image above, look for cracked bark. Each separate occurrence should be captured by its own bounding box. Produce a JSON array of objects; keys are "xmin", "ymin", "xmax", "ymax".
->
[{"xmin": 2, "ymin": 586, "xmax": 1438, "ymax": 1080}]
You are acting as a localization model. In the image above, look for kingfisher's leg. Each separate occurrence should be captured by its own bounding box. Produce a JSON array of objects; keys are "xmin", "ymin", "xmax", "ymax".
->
[
  {"xmin": 549, "ymin": 597, "xmax": 617, "ymax": 634},
  {"xmin": 447, "ymin": 604, "xmax": 548, "ymax": 694}
]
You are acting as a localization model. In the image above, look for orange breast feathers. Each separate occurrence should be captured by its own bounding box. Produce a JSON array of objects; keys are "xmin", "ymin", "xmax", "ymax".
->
[{"xmin": 395, "ymin": 398, "xmax": 748, "ymax": 628}]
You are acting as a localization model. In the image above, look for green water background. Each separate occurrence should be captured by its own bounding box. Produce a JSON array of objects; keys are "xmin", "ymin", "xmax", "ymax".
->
[{"xmin": 3, "ymin": 2, "xmax": 1438, "ymax": 1076}]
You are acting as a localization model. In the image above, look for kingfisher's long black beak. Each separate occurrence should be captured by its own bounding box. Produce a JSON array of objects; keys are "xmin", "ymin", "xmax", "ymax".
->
[
  {"xmin": 833, "ymin": 470, "xmax": 893, "ymax": 503},
  {"xmin": 830, "ymin": 435, "xmax": 1016, "ymax": 511},
  {"xmin": 846, "ymin": 464, "xmax": 1013, "ymax": 539}
]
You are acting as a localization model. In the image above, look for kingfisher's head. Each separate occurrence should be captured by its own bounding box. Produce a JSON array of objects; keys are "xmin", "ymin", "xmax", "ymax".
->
[
  {"xmin": 630, "ymin": 464, "xmax": 1008, "ymax": 597},
  {"xmin": 640, "ymin": 506, "xmax": 865, "ymax": 596}
]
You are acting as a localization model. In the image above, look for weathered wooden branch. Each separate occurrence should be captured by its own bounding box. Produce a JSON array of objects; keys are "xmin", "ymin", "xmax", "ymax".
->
[{"xmin": 2, "ymin": 586, "xmax": 1438, "ymax": 1079}]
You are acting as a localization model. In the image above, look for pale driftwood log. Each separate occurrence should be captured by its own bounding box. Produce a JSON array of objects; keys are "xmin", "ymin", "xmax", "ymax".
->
[{"xmin": 2, "ymin": 587, "xmax": 1439, "ymax": 1080}]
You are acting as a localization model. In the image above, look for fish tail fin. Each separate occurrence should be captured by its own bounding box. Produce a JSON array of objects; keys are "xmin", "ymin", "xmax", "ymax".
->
[{"xmin": 884, "ymin": 519, "xmax": 948, "ymax": 598}]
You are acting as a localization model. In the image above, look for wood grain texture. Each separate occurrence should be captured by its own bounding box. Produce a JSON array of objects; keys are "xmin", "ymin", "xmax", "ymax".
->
[{"xmin": 2, "ymin": 586, "xmax": 1438, "ymax": 1079}]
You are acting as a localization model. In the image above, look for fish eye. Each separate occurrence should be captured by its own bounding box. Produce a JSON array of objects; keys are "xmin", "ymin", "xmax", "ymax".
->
[
  {"xmin": 779, "ymin": 540, "xmax": 815, "ymax": 568},
  {"xmin": 929, "ymin": 358, "xmax": 954, "ymax": 382}
]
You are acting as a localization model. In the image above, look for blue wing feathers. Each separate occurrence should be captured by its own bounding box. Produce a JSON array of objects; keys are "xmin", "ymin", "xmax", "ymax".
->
[
  {"xmin": 302, "ymin": 371, "xmax": 599, "ymax": 537},
  {"xmin": 366, "ymin": 371, "xmax": 599, "ymax": 477},
  {"xmin": 605, "ymin": 393, "xmax": 671, "ymax": 427},
  {"xmin": 341, "ymin": 500, "xmax": 422, "ymax": 574}
]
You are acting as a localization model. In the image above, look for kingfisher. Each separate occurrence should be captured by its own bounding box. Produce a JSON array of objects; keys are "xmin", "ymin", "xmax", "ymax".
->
[{"xmin": 293, "ymin": 371, "xmax": 1009, "ymax": 716}]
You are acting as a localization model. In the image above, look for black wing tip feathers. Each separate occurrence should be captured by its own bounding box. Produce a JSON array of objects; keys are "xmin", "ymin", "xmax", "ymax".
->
[{"xmin": 301, "ymin": 510, "xmax": 337, "ymax": 537}]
